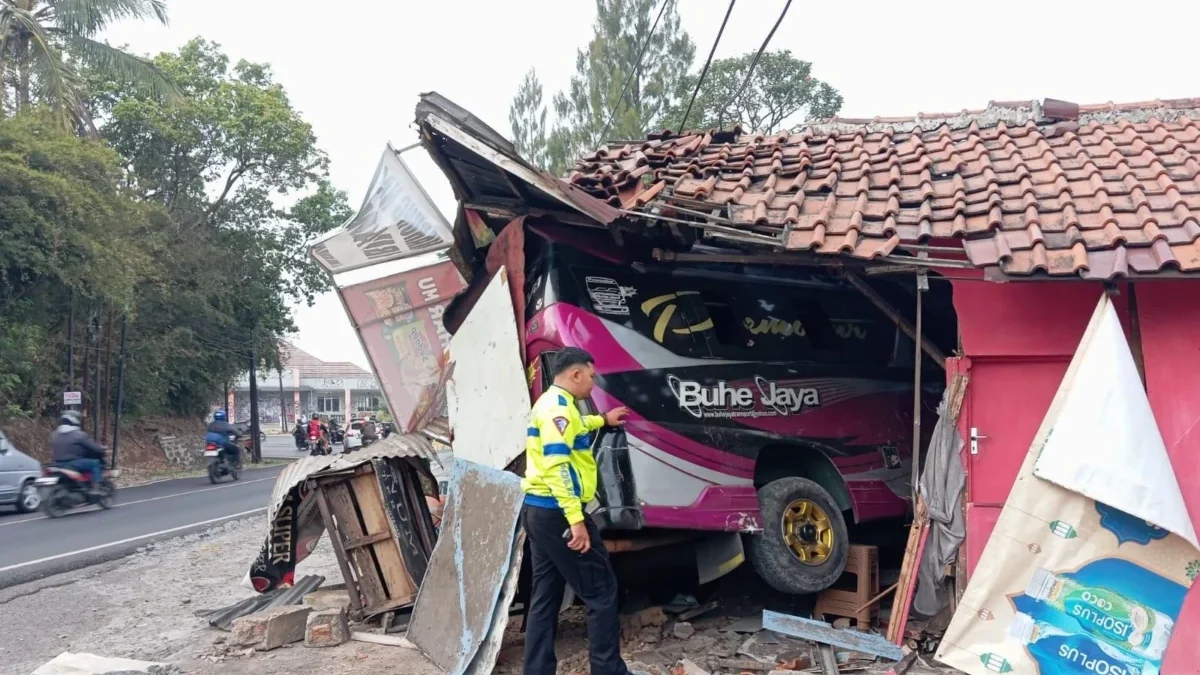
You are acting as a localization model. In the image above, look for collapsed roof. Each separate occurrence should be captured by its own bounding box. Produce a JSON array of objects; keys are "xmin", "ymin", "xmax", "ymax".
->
[{"xmin": 418, "ymin": 94, "xmax": 1200, "ymax": 281}]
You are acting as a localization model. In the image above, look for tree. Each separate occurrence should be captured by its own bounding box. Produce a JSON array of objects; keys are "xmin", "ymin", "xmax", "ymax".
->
[
  {"xmin": 508, "ymin": 68, "xmax": 548, "ymax": 169},
  {"xmin": 667, "ymin": 50, "xmax": 842, "ymax": 134},
  {"xmin": 545, "ymin": 0, "xmax": 694, "ymax": 174},
  {"xmin": 83, "ymin": 39, "xmax": 349, "ymax": 414},
  {"xmin": 0, "ymin": 113, "xmax": 160, "ymax": 418},
  {"xmin": 0, "ymin": 0, "xmax": 177, "ymax": 129}
]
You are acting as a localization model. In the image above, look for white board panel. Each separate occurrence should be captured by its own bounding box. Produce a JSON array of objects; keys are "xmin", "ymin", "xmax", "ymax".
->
[{"xmin": 446, "ymin": 267, "xmax": 529, "ymax": 469}]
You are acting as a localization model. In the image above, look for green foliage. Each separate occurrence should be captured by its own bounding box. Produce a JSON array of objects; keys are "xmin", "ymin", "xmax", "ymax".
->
[
  {"xmin": 508, "ymin": 3, "xmax": 842, "ymax": 174},
  {"xmin": 509, "ymin": 69, "xmax": 548, "ymax": 169},
  {"xmin": 0, "ymin": 113, "xmax": 158, "ymax": 415},
  {"xmin": 667, "ymin": 50, "xmax": 843, "ymax": 134},
  {"xmin": 0, "ymin": 0, "xmax": 179, "ymax": 129},
  {"xmin": 536, "ymin": 0, "xmax": 693, "ymax": 174},
  {"xmin": 0, "ymin": 39, "xmax": 350, "ymax": 425}
]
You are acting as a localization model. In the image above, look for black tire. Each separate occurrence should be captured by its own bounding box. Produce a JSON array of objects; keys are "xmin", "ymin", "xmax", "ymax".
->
[
  {"xmin": 42, "ymin": 485, "xmax": 69, "ymax": 519},
  {"xmin": 748, "ymin": 477, "xmax": 849, "ymax": 595},
  {"xmin": 16, "ymin": 480, "xmax": 40, "ymax": 513},
  {"xmin": 96, "ymin": 481, "xmax": 115, "ymax": 509},
  {"xmin": 207, "ymin": 460, "xmax": 221, "ymax": 484}
]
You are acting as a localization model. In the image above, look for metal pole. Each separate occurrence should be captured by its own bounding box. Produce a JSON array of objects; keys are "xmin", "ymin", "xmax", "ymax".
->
[
  {"xmin": 112, "ymin": 316, "xmax": 127, "ymax": 469},
  {"xmin": 278, "ymin": 368, "xmax": 287, "ymax": 433},
  {"xmin": 92, "ymin": 315, "xmax": 101, "ymax": 439},
  {"xmin": 248, "ymin": 350, "xmax": 261, "ymax": 463},
  {"xmin": 911, "ymin": 272, "xmax": 926, "ymax": 505},
  {"xmin": 66, "ymin": 295, "xmax": 75, "ymax": 394}
]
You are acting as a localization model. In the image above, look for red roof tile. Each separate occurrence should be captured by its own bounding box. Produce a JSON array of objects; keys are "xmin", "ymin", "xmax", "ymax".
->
[
  {"xmin": 281, "ymin": 343, "xmax": 371, "ymax": 378},
  {"xmin": 570, "ymin": 99, "xmax": 1200, "ymax": 279}
]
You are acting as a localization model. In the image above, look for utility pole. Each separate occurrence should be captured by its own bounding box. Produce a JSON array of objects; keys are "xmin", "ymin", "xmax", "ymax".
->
[
  {"xmin": 278, "ymin": 368, "xmax": 287, "ymax": 433},
  {"xmin": 66, "ymin": 295, "xmax": 75, "ymax": 394},
  {"xmin": 248, "ymin": 350, "xmax": 262, "ymax": 463},
  {"xmin": 92, "ymin": 314, "xmax": 101, "ymax": 439},
  {"xmin": 112, "ymin": 317, "xmax": 128, "ymax": 469}
]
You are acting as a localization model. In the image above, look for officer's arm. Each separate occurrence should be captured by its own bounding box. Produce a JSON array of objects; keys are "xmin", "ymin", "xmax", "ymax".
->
[
  {"xmin": 581, "ymin": 413, "xmax": 606, "ymax": 431},
  {"xmin": 536, "ymin": 409, "xmax": 585, "ymax": 525}
]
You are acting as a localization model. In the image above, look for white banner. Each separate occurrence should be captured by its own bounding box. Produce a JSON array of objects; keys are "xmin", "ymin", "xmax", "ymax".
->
[
  {"xmin": 308, "ymin": 143, "xmax": 453, "ymax": 275},
  {"xmin": 937, "ymin": 296, "xmax": 1198, "ymax": 675}
]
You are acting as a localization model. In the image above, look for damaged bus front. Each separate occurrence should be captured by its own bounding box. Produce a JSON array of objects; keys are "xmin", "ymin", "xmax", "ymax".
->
[{"xmin": 523, "ymin": 233, "xmax": 945, "ymax": 593}]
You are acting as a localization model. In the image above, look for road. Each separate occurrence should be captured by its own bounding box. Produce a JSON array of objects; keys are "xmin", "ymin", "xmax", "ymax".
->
[
  {"xmin": 0, "ymin": 439, "xmax": 312, "ymax": 590},
  {"xmin": 0, "ymin": 435, "xmax": 350, "ymax": 589}
]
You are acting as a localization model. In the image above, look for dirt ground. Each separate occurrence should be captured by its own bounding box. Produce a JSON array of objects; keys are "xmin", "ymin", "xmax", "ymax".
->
[{"xmin": 2, "ymin": 516, "xmax": 959, "ymax": 675}]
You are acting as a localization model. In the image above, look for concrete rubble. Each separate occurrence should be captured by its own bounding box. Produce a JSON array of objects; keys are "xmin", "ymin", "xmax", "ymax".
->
[
  {"xmin": 302, "ymin": 587, "xmax": 352, "ymax": 613},
  {"xmin": 305, "ymin": 608, "xmax": 350, "ymax": 648},
  {"xmin": 230, "ymin": 605, "xmax": 313, "ymax": 651}
]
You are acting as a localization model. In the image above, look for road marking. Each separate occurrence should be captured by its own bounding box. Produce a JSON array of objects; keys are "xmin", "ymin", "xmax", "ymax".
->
[
  {"xmin": 0, "ymin": 476, "xmax": 276, "ymax": 528},
  {"xmin": 0, "ymin": 507, "xmax": 266, "ymax": 574}
]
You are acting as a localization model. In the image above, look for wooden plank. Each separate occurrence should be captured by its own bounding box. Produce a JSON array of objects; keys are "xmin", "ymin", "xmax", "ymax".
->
[
  {"xmin": 325, "ymin": 481, "xmax": 388, "ymax": 608},
  {"xmin": 763, "ymin": 610, "xmax": 904, "ymax": 661},
  {"xmin": 887, "ymin": 508, "xmax": 929, "ymax": 644},
  {"xmin": 344, "ymin": 531, "xmax": 392, "ymax": 550},
  {"xmin": 350, "ymin": 631, "xmax": 418, "ymax": 648},
  {"xmin": 351, "ymin": 471, "xmax": 416, "ymax": 602},
  {"xmin": 314, "ymin": 487, "xmax": 363, "ymax": 619},
  {"xmin": 364, "ymin": 595, "xmax": 417, "ymax": 618}
]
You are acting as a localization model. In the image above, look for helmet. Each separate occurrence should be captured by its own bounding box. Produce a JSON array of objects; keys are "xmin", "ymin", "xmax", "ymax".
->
[
  {"xmin": 213, "ymin": 410, "xmax": 228, "ymax": 421},
  {"xmin": 59, "ymin": 410, "xmax": 82, "ymax": 427}
]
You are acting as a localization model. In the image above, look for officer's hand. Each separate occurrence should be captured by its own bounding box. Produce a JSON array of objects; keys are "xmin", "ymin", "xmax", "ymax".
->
[
  {"xmin": 602, "ymin": 407, "xmax": 629, "ymax": 427},
  {"xmin": 567, "ymin": 522, "xmax": 591, "ymax": 554}
]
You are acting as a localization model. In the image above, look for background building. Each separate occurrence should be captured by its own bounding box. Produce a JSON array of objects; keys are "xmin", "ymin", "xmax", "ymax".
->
[{"xmin": 229, "ymin": 344, "xmax": 382, "ymax": 428}]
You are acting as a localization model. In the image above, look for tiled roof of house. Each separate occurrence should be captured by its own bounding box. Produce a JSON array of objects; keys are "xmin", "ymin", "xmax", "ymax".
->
[
  {"xmin": 281, "ymin": 343, "xmax": 370, "ymax": 378},
  {"xmin": 570, "ymin": 98, "xmax": 1200, "ymax": 279}
]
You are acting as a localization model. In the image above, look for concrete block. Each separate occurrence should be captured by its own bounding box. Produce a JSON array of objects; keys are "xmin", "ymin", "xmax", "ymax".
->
[
  {"xmin": 231, "ymin": 605, "xmax": 312, "ymax": 651},
  {"xmin": 302, "ymin": 588, "xmax": 352, "ymax": 612},
  {"xmin": 672, "ymin": 622, "xmax": 696, "ymax": 639},
  {"xmin": 305, "ymin": 608, "xmax": 349, "ymax": 648}
]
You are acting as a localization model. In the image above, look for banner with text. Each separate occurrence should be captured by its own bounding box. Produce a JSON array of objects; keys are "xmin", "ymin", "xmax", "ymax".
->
[
  {"xmin": 937, "ymin": 296, "xmax": 1199, "ymax": 675},
  {"xmin": 340, "ymin": 259, "xmax": 465, "ymax": 433},
  {"xmin": 309, "ymin": 143, "xmax": 454, "ymax": 275}
]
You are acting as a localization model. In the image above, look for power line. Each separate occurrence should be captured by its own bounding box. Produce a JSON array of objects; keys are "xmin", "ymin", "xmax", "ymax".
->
[
  {"xmin": 720, "ymin": 0, "xmax": 793, "ymax": 122},
  {"xmin": 679, "ymin": 0, "xmax": 737, "ymax": 132},
  {"xmin": 598, "ymin": 0, "xmax": 672, "ymax": 143}
]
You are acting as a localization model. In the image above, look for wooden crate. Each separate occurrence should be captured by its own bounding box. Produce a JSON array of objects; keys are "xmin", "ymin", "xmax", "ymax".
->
[
  {"xmin": 313, "ymin": 459, "xmax": 435, "ymax": 621},
  {"xmin": 813, "ymin": 544, "xmax": 879, "ymax": 629}
]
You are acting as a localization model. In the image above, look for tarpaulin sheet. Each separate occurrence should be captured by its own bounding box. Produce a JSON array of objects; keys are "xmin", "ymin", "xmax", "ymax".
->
[
  {"xmin": 937, "ymin": 295, "xmax": 1199, "ymax": 675},
  {"xmin": 244, "ymin": 434, "xmax": 438, "ymax": 592},
  {"xmin": 339, "ymin": 258, "xmax": 465, "ymax": 433}
]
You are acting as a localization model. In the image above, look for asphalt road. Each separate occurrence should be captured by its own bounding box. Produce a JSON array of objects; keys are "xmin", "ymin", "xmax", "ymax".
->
[{"xmin": 0, "ymin": 463, "xmax": 290, "ymax": 589}]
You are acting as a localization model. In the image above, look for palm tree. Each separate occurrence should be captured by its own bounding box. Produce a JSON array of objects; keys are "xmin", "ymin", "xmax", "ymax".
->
[{"xmin": 0, "ymin": 0, "xmax": 178, "ymax": 129}]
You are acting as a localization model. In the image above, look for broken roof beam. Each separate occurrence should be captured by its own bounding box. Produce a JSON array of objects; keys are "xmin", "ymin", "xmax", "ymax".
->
[{"xmin": 844, "ymin": 273, "xmax": 946, "ymax": 369}]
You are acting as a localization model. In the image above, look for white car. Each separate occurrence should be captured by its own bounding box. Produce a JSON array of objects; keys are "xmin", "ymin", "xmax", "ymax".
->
[{"xmin": 343, "ymin": 424, "xmax": 362, "ymax": 450}]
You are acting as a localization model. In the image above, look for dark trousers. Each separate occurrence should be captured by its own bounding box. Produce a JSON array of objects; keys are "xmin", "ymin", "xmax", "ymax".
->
[
  {"xmin": 220, "ymin": 440, "xmax": 242, "ymax": 467},
  {"xmin": 523, "ymin": 505, "xmax": 628, "ymax": 675}
]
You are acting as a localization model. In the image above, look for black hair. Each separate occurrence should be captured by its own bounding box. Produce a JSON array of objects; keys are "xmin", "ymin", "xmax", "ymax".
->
[{"xmin": 550, "ymin": 347, "xmax": 595, "ymax": 378}]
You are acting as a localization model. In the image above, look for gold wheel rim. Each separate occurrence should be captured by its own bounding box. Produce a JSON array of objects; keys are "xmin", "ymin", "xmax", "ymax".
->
[{"xmin": 782, "ymin": 499, "xmax": 834, "ymax": 566}]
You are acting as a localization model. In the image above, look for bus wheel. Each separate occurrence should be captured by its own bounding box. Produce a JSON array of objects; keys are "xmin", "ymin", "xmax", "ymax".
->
[{"xmin": 748, "ymin": 477, "xmax": 849, "ymax": 595}]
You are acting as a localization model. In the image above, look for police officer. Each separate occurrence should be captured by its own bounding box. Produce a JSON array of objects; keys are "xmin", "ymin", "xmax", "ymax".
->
[{"xmin": 522, "ymin": 346, "xmax": 636, "ymax": 675}]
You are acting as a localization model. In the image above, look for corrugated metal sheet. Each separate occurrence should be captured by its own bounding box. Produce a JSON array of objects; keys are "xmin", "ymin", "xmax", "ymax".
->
[
  {"xmin": 198, "ymin": 575, "xmax": 326, "ymax": 630},
  {"xmin": 263, "ymin": 432, "xmax": 439, "ymax": 527}
]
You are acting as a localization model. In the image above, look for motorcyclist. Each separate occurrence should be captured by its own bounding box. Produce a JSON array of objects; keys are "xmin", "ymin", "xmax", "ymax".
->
[
  {"xmin": 205, "ymin": 410, "xmax": 242, "ymax": 468},
  {"xmin": 292, "ymin": 418, "xmax": 307, "ymax": 449},
  {"xmin": 308, "ymin": 414, "xmax": 328, "ymax": 453},
  {"xmin": 50, "ymin": 411, "xmax": 106, "ymax": 493}
]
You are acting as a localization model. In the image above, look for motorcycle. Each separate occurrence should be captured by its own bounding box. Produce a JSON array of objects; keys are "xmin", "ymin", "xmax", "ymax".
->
[
  {"xmin": 293, "ymin": 422, "xmax": 307, "ymax": 451},
  {"xmin": 205, "ymin": 434, "xmax": 243, "ymax": 484},
  {"xmin": 327, "ymin": 420, "xmax": 344, "ymax": 445},
  {"xmin": 307, "ymin": 430, "xmax": 330, "ymax": 457},
  {"xmin": 34, "ymin": 460, "xmax": 118, "ymax": 518}
]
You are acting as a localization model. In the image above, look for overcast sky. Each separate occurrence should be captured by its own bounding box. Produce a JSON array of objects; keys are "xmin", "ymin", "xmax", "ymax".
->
[{"xmin": 104, "ymin": 0, "xmax": 1200, "ymax": 368}]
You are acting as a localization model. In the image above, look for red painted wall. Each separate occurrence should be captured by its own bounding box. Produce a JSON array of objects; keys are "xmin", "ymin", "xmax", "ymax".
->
[{"xmin": 951, "ymin": 276, "xmax": 1200, "ymax": 674}]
